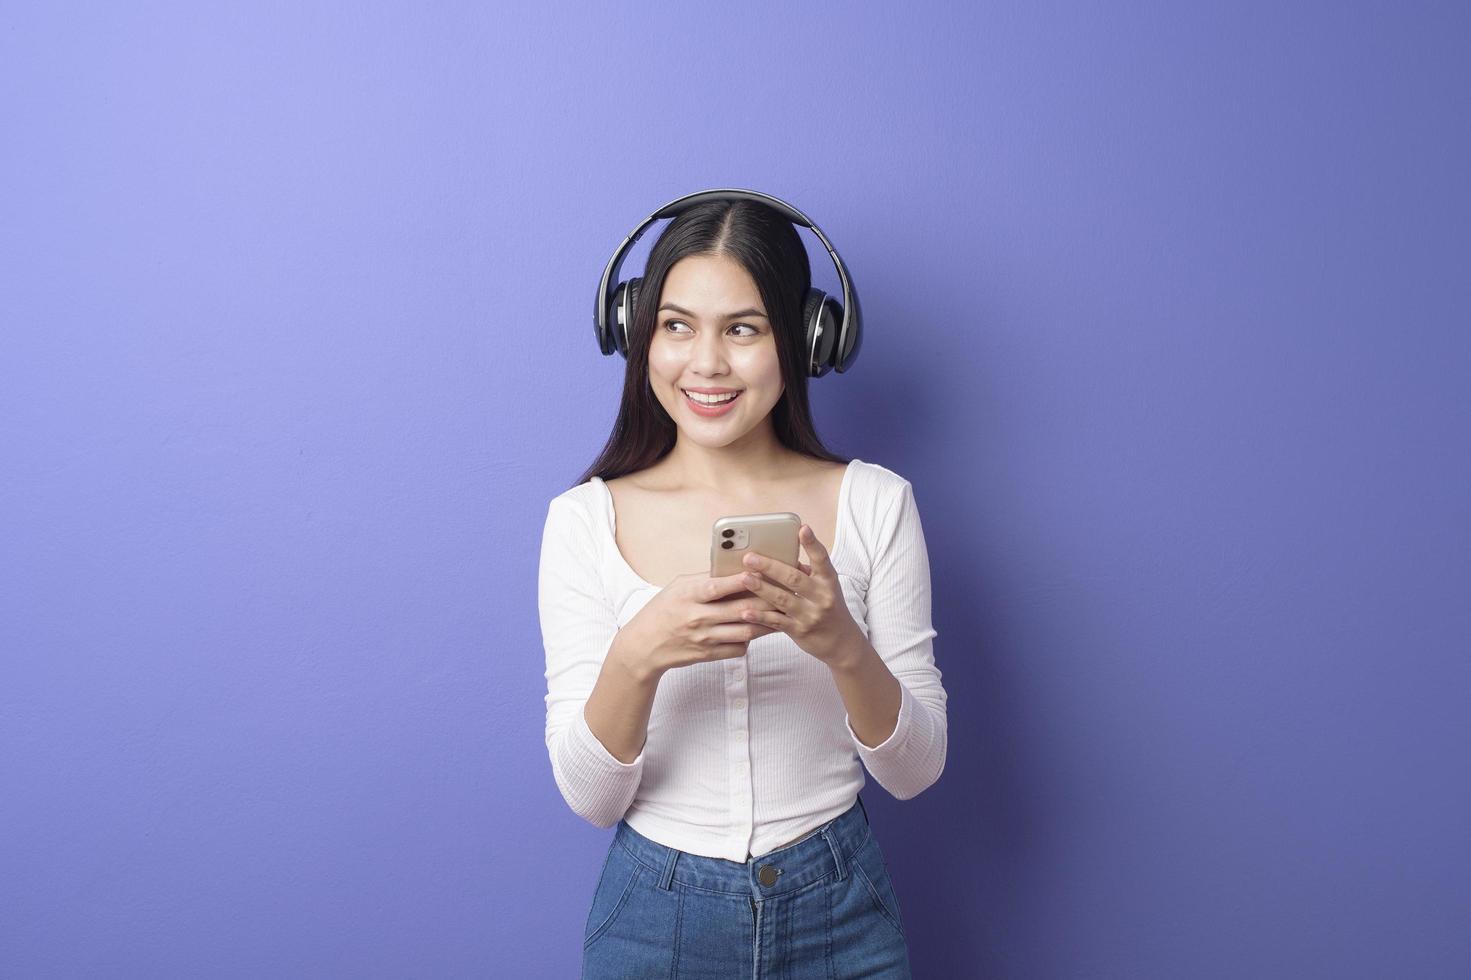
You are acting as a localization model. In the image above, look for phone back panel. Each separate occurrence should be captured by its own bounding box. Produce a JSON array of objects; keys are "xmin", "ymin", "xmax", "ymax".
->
[{"xmin": 710, "ymin": 512, "xmax": 801, "ymax": 578}]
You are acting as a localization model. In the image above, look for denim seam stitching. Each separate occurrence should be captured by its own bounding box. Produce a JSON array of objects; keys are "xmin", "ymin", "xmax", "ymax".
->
[
  {"xmin": 670, "ymin": 884, "xmax": 683, "ymax": 979},
  {"xmin": 614, "ymin": 825, "xmax": 871, "ymax": 895},
  {"xmin": 583, "ymin": 860, "xmax": 644, "ymax": 951},
  {"xmin": 850, "ymin": 856, "xmax": 905, "ymax": 939},
  {"xmin": 670, "ymin": 867, "xmax": 839, "ymax": 900},
  {"xmin": 614, "ymin": 835, "xmax": 669, "ymax": 877}
]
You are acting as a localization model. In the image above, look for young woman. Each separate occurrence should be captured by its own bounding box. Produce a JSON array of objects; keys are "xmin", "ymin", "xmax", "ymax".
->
[{"xmin": 538, "ymin": 191, "xmax": 948, "ymax": 978}]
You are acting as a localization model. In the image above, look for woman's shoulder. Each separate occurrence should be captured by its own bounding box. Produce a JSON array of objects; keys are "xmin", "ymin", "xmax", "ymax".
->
[
  {"xmin": 544, "ymin": 478, "xmax": 607, "ymax": 532},
  {"xmin": 847, "ymin": 458, "xmax": 913, "ymax": 505},
  {"xmin": 839, "ymin": 459, "xmax": 916, "ymax": 546}
]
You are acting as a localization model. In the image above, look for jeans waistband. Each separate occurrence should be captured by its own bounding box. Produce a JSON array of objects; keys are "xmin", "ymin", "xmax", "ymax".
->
[{"xmin": 612, "ymin": 796, "xmax": 873, "ymax": 898}]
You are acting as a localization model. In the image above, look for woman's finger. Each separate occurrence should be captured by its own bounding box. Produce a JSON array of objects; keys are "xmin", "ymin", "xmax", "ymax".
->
[
  {"xmin": 799, "ymin": 525, "xmax": 836, "ymax": 579},
  {"xmin": 742, "ymin": 553, "xmax": 808, "ymax": 593},
  {"xmin": 706, "ymin": 622, "xmax": 775, "ymax": 643},
  {"xmin": 742, "ymin": 606, "xmax": 794, "ymax": 629},
  {"xmin": 696, "ymin": 571, "xmax": 765, "ymax": 602},
  {"xmin": 742, "ymin": 572, "xmax": 800, "ymax": 611}
]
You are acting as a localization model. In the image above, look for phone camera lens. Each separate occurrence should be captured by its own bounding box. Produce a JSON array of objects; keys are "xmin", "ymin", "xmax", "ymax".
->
[
  {"xmin": 722, "ymin": 529, "xmax": 735, "ymax": 538},
  {"xmin": 721, "ymin": 540, "xmax": 734, "ymax": 550}
]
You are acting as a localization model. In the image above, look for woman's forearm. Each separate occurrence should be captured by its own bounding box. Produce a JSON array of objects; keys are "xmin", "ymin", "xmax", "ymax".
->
[{"xmin": 582, "ymin": 631, "xmax": 664, "ymax": 764}]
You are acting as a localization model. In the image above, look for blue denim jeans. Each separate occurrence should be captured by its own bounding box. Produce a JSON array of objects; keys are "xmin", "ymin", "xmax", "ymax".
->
[{"xmin": 581, "ymin": 796, "xmax": 911, "ymax": 978}]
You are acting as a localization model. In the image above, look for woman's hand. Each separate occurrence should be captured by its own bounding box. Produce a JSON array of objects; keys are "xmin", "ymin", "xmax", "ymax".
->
[
  {"xmin": 736, "ymin": 525, "xmax": 865, "ymax": 668},
  {"xmin": 615, "ymin": 571, "xmax": 782, "ymax": 681}
]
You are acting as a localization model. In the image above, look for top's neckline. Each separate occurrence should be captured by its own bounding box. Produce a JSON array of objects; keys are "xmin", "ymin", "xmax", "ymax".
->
[{"xmin": 590, "ymin": 459, "xmax": 862, "ymax": 592}]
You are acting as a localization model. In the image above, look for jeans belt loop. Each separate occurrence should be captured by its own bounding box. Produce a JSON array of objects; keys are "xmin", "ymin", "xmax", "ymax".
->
[
  {"xmin": 823, "ymin": 828, "xmax": 847, "ymax": 881},
  {"xmin": 658, "ymin": 846, "xmax": 678, "ymax": 891}
]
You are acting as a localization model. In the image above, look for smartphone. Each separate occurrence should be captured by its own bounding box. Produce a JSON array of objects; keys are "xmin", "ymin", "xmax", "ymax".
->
[{"xmin": 710, "ymin": 512, "xmax": 802, "ymax": 598}]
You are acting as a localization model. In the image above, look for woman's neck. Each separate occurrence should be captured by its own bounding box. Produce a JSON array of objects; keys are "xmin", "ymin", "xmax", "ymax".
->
[{"xmin": 653, "ymin": 433, "xmax": 806, "ymax": 495}]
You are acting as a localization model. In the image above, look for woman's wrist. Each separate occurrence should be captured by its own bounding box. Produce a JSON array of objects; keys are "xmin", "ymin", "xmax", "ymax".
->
[{"xmin": 609, "ymin": 628, "xmax": 664, "ymax": 687}]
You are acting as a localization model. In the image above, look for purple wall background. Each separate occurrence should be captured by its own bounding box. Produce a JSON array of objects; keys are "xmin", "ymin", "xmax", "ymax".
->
[{"xmin": 3, "ymin": 2, "xmax": 1468, "ymax": 977}]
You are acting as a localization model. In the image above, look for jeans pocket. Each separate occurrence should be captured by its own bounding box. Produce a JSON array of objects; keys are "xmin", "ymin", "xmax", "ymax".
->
[
  {"xmin": 850, "ymin": 834, "xmax": 906, "ymax": 940},
  {"xmin": 584, "ymin": 843, "xmax": 645, "ymax": 951}
]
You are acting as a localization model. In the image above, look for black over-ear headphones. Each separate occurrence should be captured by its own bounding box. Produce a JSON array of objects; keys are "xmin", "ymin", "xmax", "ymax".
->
[{"xmin": 594, "ymin": 188, "xmax": 862, "ymax": 378}]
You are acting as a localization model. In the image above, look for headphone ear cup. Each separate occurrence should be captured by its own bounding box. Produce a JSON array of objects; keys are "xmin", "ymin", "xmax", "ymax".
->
[
  {"xmin": 609, "ymin": 277, "xmax": 642, "ymax": 358},
  {"xmin": 625, "ymin": 277, "xmax": 642, "ymax": 357},
  {"xmin": 802, "ymin": 289, "xmax": 841, "ymax": 378}
]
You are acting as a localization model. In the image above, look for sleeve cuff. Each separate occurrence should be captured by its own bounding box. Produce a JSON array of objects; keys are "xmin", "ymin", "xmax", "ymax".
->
[
  {"xmin": 845, "ymin": 681, "xmax": 946, "ymax": 800},
  {"xmin": 549, "ymin": 704, "xmax": 645, "ymax": 827},
  {"xmin": 846, "ymin": 678, "xmax": 915, "ymax": 756},
  {"xmin": 572, "ymin": 702, "xmax": 644, "ymax": 771}
]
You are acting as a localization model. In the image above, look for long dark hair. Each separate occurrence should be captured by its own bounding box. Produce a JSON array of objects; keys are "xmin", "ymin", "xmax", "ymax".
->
[{"xmin": 574, "ymin": 199, "xmax": 850, "ymax": 487}]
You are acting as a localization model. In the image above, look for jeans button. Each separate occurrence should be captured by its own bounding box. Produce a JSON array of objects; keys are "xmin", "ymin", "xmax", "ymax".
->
[{"xmin": 757, "ymin": 864, "xmax": 780, "ymax": 887}]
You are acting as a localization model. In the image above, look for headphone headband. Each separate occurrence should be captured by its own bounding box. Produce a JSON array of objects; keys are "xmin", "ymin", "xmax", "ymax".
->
[{"xmin": 594, "ymin": 188, "xmax": 862, "ymax": 375}]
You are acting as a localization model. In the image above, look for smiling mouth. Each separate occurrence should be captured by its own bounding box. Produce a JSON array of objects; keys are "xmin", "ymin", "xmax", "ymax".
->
[
  {"xmin": 681, "ymin": 388, "xmax": 743, "ymax": 414},
  {"xmin": 682, "ymin": 388, "xmax": 743, "ymax": 405}
]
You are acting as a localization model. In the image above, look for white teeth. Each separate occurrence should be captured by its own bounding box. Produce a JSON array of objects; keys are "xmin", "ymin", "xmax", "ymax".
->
[{"xmin": 684, "ymin": 390, "xmax": 740, "ymax": 405}]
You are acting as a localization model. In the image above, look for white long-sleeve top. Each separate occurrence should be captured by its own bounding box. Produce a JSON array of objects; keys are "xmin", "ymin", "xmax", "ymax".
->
[{"xmin": 538, "ymin": 457, "xmax": 948, "ymax": 862}]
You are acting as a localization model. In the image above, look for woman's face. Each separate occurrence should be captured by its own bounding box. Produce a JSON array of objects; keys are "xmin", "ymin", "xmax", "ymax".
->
[{"xmin": 648, "ymin": 252, "xmax": 784, "ymax": 448}]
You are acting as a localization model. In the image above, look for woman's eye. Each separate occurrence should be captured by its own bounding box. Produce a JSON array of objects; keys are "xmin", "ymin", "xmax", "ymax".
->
[{"xmin": 662, "ymin": 319, "xmax": 759, "ymax": 337}]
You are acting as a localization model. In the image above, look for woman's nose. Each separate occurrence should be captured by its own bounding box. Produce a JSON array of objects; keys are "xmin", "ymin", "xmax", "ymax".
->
[{"xmin": 690, "ymin": 330, "xmax": 729, "ymax": 373}]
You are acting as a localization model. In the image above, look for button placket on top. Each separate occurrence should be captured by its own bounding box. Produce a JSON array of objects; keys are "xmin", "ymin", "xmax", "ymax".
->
[{"xmin": 727, "ymin": 659, "xmax": 753, "ymax": 856}]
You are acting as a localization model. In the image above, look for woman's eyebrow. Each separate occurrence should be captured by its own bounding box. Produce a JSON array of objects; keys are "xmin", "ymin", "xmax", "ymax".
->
[{"xmin": 657, "ymin": 303, "xmax": 769, "ymax": 320}]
